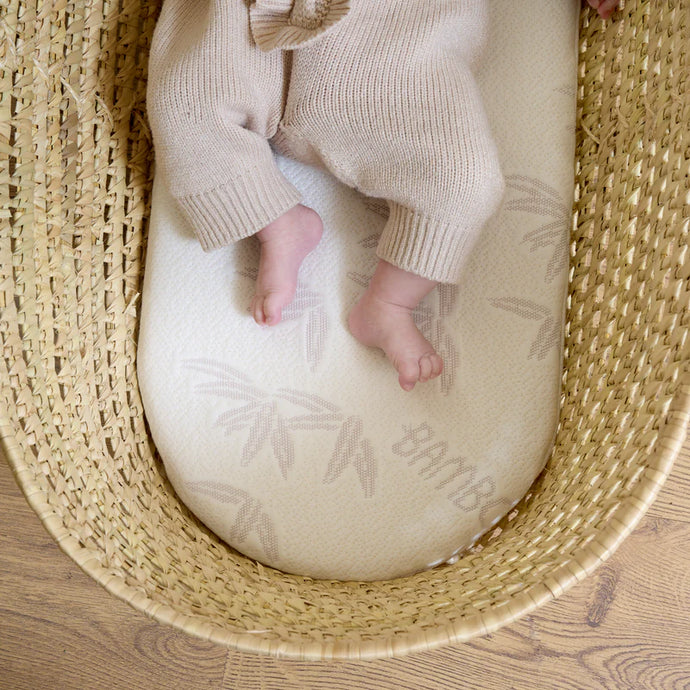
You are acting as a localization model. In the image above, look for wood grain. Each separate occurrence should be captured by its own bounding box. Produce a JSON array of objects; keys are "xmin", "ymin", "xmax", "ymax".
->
[
  {"xmin": 0, "ymin": 470, "xmax": 227, "ymax": 690},
  {"xmin": 2, "ymin": 423, "xmax": 689, "ymax": 689}
]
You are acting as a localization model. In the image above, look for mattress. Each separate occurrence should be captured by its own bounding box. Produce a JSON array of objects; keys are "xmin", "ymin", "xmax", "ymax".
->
[{"xmin": 138, "ymin": 0, "xmax": 579, "ymax": 581}]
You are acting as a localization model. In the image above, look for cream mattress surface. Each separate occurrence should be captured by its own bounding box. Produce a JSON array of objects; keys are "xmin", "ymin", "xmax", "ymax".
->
[{"xmin": 138, "ymin": 0, "xmax": 579, "ymax": 581}]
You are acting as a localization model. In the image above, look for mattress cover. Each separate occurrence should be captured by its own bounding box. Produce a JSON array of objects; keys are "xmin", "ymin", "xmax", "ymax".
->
[{"xmin": 138, "ymin": 0, "xmax": 579, "ymax": 580}]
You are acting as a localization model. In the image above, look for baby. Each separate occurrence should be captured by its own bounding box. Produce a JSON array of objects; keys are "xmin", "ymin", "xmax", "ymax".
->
[{"xmin": 147, "ymin": 0, "xmax": 618, "ymax": 392}]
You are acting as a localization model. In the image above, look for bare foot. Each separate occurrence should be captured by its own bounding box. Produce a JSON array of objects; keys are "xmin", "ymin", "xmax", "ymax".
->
[
  {"xmin": 348, "ymin": 260, "xmax": 444, "ymax": 392},
  {"xmin": 586, "ymin": 0, "xmax": 619, "ymax": 19},
  {"xmin": 251, "ymin": 204, "xmax": 323, "ymax": 326}
]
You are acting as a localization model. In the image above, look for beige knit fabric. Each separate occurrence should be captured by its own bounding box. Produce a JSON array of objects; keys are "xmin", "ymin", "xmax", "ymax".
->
[
  {"xmin": 146, "ymin": 0, "xmax": 505, "ymax": 283},
  {"xmin": 250, "ymin": 0, "xmax": 352, "ymax": 50}
]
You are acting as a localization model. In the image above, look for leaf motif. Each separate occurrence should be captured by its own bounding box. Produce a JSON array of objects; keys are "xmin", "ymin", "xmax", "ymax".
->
[
  {"xmin": 215, "ymin": 401, "xmax": 264, "ymax": 434},
  {"xmin": 505, "ymin": 176, "xmax": 570, "ymax": 288},
  {"xmin": 346, "ymin": 271, "xmax": 371, "ymax": 288},
  {"xmin": 279, "ymin": 305, "xmax": 300, "ymax": 322},
  {"xmin": 291, "ymin": 287, "xmax": 322, "ymax": 312},
  {"xmin": 439, "ymin": 332, "xmax": 458, "ymax": 396},
  {"xmin": 362, "ymin": 197, "xmax": 389, "ymax": 220},
  {"xmin": 491, "ymin": 298, "xmax": 560, "ymax": 360},
  {"xmin": 439, "ymin": 284, "xmax": 459, "ymax": 318},
  {"xmin": 521, "ymin": 218, "xmax": 570, "ymax": 285},
  {"xmin": 490, "ymin": 297, "xmax": 550, "ymax": 321},
  {"xmin": 238, "ymin": 266, "xmax": 259, "ymax": 281},
  {"xmin": 271, "ymin": 415, "xmax": 294, "ymax": 479},
  {"xmin": 183, "ymin": 358, "xmax": 255, "ymax": 384},
  {"xmin": 305, "ymin": 308, "xmax": 328, "ymax": 372},
  {"xmin": 257, "ymin": 510, "xmax": 280, "ymax": 561},
  {"xmin": 241, "ymin": 404, "xmax": 273, "ymax": 466},
  {"xmin": 194, "ymin": 382, "xmax": 263, "ymax": 402},
  {"xmin": 185, "ymin": 481, "xmax": 280, "ymax": 561},
  {"xmin": 184, "ymin": 480, "xmax": 248, "ymax": 505},
  {"xmin": 354, "ymin": 437, "xmax": 376, "ymax": 498},
  {"xmin": 545, "ymin": 239, "xmax": 569, "ymax": 284},
  {"xmin": 323, "ymin": 417, "xmax": 360, "ymax": 484},
  {"xmin": 285, "ymin": 413, "xmax": 342, "ymax": 431},
  {"xmin": 237, "ymin": 266, "xmax": 259, "ymax": 280},
  {"xmin": 276, "ymin": 388, "xmax": 339, "ymax": 413},
  {"xmin": 281, "ymin": 282, "xmax": 323, "ymax": 322},
  {"xmin": 324, "ymin": 416, "xmax": 376, "ymax": 497},
  {"xmin": 505, "ymin": 197, "xmax": 564, "ymax": 218},
  {"xmin": 529, "ymin": 316, "xmax": 559, "ymax": 361},
  {"xmin": 358, "ymin": 232, "xmax": 382, "ymax": 248},
  {"xmin": 232, "ymin": 501, "xmax": 260, "ymax": 542},
  {"xmin": 521, "ymin": 219, "xmax": 567, "ymax": 249},
  {"xmin": 504, "ymin": 175, "xmax": 568, "ymax": 219},
  {"xmin": 183, "ymin": 359, "xmax": 265, "ymax": 400},
  {"xmin": 505, "ymin": 174, "xmax": 563, "ymax": 201}
]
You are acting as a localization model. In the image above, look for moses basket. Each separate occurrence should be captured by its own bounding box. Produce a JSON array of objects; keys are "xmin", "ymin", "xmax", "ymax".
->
[{"xmin": 1, "ymin": 0, "xmax": 688, "ymax": 660}]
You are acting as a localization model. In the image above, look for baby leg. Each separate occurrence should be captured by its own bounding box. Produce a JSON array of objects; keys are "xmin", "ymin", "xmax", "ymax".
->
[
  {"xmin": 252, "ymin": 204, "xmax": 323, "ymax": 326},
  {"xmin": 282, "ymin": 1, "xmax": 504, "ymax": 388},
  {"xmin": 348, "ymin": 261, "xmax": 443, "ymax": 391},
  {"xmin": 146, "ymin": 0, "xmax": 321, "ymax": 324}
]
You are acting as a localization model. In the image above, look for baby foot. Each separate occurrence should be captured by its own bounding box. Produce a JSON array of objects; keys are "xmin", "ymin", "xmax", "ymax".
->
[
  {"xmin": 251, "ymin": 204, "xmax": 323, "ymax": 326},
  {"xmin": 348, "ymin": 291, "xmax": 444, "ymax": 392}
]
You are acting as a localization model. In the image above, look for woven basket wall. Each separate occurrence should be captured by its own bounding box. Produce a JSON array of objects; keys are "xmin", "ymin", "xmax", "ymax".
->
[{"xmin": 1, "ymin": 0, "xmax": 688, "ymax": 660}]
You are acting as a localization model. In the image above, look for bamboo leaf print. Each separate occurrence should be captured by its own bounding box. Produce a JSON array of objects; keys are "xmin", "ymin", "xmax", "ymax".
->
[
  {"xmin": 284, "ymin": 413, "xmax": 342, "ymax": 431},
  {"xmin": 271, "ymin": 414, "xmax": 294, "ymax": 479},
  {"xmin": 241, "ymin": 404, "xmax": 274, "ymax": 466},
  {"xmin": 439, "ymin": 284, "xmax": 459, "ymax": 318},
  {"xmin": 187, "ymin": 361, "xmax": 376, "ymax": 490},
  {"xmin": 529, "ymin": 316, "xmax": 560, "ymax": 361},
  {"xmin": 276, "ymin": 388, "xmax": 340, "ymax": 413},
  {"xmin": 504, "ymin": 174, "xmax": 569, "ymax": 285},
  {"xmin": 354, "ymin": 437, "xmax": 376, "ymax": 499},
  {"xmin": 184, "ymin": 359, "xmax": 265, "ymax": 401},
  {"xmin": 215, "ymin": 401, "xmax": 264, "ymax": 434},
  {"xmin": 346, "ymin": 271, "xmax": 371, "ymax": 288},
  {"xmin": 324, "ymin": 416, "xmax": 376, "ymax": 497},
  {"xmin": 439, "ymin": 331, "xmax": 458, "ymax": 396},
  {"xmin": 490, "ymin": 297, "xmax": 550, "ymax": 321},
  {"xmin": 305, "ymin": 308, "xmax": 328, "ymax": 373},
  {"xmin": 185, "ymin": 481, "xmax": 281, "ymax": 562},
  {"xmin": 491, "ymin": 298, "xmax": 559, "ymax": 361}
]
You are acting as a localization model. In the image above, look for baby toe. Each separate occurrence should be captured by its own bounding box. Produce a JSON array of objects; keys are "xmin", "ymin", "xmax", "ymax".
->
[
  {"xmin": 397, "ymin": 358, "xmax": 420, "ymax": 392},
  {"xmin": 418, "ymin": 354, "xmax": 434, "ymax": 382},
  {"xmin": 430, "ymin": 354, "xmax": 444, "ymax": 379},
  {"xmin": 262, "ymin": 292, "xmax": 284, "ymax": 326},
  {"xmin": 251, "ymin": 295, "xmax": 267, "ymax": 326}
]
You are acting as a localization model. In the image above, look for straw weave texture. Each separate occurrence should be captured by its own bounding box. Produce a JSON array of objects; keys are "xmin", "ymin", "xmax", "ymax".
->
[{"xmin": 1, "ymin": 0, "xmax": 688, "ymax": 660}]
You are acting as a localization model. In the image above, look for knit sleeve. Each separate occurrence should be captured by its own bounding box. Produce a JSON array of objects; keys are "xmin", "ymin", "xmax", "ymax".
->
[
  {"xmin": 146, "ymin": 0, "xmax": 303, "ymax": 250},
  {"xmin": 250, "ymin": 0, "xmax": 351, "ymax": 52}
]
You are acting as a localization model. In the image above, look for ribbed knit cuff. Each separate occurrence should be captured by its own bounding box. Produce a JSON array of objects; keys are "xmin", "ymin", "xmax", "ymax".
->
[
  {"xmin": 376, "ymin": 204, "xmax": 473, "ymax": 284},
  {"xmin": 177, "ymin": 165, "xmax": 303, "ymax": 251}
]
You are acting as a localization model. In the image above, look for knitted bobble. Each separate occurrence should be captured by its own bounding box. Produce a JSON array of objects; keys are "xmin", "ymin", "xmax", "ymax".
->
[{"xmin": 250, "ymin": 0, "xmax": 351, "ymax": 51}]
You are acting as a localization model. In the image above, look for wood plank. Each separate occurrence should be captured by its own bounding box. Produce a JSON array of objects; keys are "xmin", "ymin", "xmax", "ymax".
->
[{"xmin": 0, "ymin": 464, "xmax": 228, "ymax": 690}]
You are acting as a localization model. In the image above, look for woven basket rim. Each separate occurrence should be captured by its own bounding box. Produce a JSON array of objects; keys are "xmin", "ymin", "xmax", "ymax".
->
[{"xmin": 3, "ymin": 380, "xmax": 688, "ymax": 660}]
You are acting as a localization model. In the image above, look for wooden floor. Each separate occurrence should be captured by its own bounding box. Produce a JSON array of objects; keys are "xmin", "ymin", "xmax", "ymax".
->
[{"xmin": 2, "ymin": 426, "xmax": 690, "ymax": 690}]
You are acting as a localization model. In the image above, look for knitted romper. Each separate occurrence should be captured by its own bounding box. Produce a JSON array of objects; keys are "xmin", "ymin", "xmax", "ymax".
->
[{"xmin": 146, "ymin": 0, "xmax": 505, "ymax": 284}]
